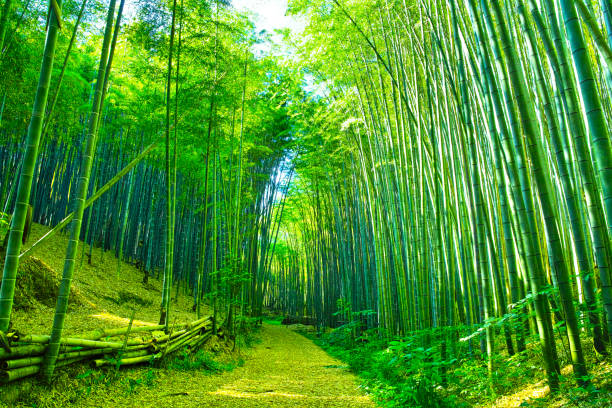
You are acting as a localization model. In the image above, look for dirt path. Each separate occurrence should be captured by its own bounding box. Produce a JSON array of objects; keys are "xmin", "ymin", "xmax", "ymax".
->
[{"xmin": 78, "ymin": 323, "xmax": 375, "ymax": 407}]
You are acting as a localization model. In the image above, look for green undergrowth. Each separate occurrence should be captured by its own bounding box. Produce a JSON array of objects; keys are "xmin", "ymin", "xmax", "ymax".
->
[
  {"xmin": 75, "ymin": 367, "xmax": 158, "ymax": 397},
  {"xmin": 2, "ymin": 365, "xmax": 160, "ymax": 408},
  {"xmin": 311, "ymin": 325, "xmax": 464, "ymax": 407},
  {"xmin": 262, "ymin": 315, "xmax": 284, "ymax": 326},
  {"xmin": 2, "ymin": 330, "xmax": 258, "ymax": 408},
  {"xmin": 238, "ymin": 317, "xmax": 264, "ymax": 347},
  {"xmin": 4, "ymin": 349, "xmax": 241, "ymax": 407},
  {"xmin": 0, "ymin": 211, "xmax": 9, "ymax": 237},
  {"xmin": 310, "ymin": 317, "xmax": 611, "ymax": 408},
  {"xmin": 166, "ymin": 349, "xmax": 244, "ymax": 373}
]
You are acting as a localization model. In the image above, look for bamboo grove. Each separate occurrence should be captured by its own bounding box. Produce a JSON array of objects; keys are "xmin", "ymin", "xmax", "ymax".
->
[
  {"xmin": 265, "ymin": 0, "xmax": 612, "ymax": 391},
  {"xmin": 1, "ymin": 0, "xmax": 612, "ymax": 394},
  {"xmin": 0, "ymin": 0, "xmax": 295, "ymax": 380}
]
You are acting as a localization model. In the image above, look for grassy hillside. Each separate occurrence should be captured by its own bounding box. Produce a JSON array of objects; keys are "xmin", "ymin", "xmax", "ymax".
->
[
  {"xmin": 6, "ymin": 223, "xmax": 205, "ymax": 337},
  {"xmin": 0, "ymin": 223, "xmax": 233, "ymax": 408}
]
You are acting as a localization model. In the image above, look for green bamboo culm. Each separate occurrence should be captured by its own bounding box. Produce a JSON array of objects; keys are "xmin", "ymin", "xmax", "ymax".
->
[
  {"xmin": 41, "ymin": 0, "xmax": 88, "ymax": 137},
  {"xmin": 559, "ymin": 0, "xmax": 612, "ymax": 237},
  {"xmin": 160, "ymin": 0, "xmax": 178, "ymax": 330},
  {"xmin": 19, "ymin": 139, "xmax": 160, "ymax": 260},
  {"xmin": 116, "ymin": 169, "xmax": 135, "ymax": 277},
  {"xmin": 483, "ymin": 0, "xmax": 562, "ymax": 390},
  {"xmin": 558, "ymin": 0, "xmax": 612, "ymax": 341},
  {"xmin": 524, "ymin": 0, "xmax": 606, "ymax": 356},
  {"xmin": 0, "ymin": 0, "xmax": 63, "ymax": 333},
  {"xmin": 41, "ymin": 0, "xmax": 119, "ymax": 381},
  {"xmin": 0, "ymin": 0, "xmax": 14, "ymax": 53},
  {"xmin": 506, "ymin": 0, "xmax": 590, "ymax": 387}
]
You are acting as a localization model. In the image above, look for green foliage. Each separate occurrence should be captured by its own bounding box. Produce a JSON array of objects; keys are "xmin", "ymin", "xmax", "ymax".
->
[
  {"xmin": 236, "ymin": 329, "xmax": 261, "ymax": 349},
  {"xmin": 75, "ymin": 367, "xmax": 157, "ymax": 396},
  {"xmin": 262, "ymin": 315, "xmax": 284, "ymax": 325},
  {"xmin": 0, "ymin": 211, "xmax": 9, "ymax": 238},
  {"xmin": 121, "ymin": 369, "xmax": 157, "ymax": 395},
  {"xmin": 167, "ymin": 349, "xmax": 238, "ymax": 373},
  {"xmin": 316, "ymin": 313, "xmax": 465, "ymax": 408},
  {"xmin": 231, "ymin": 315, "xmax": 262, "ymax": 349}
]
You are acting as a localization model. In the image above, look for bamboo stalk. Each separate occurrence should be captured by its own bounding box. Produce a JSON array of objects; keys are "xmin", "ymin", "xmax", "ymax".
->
[
  {"xmin": 92, "ymin": 353, "xmax": 159, "ymax": 368},
  {"xmin": 0, "ymin": 365, "xmax": 39, "ymax": 382},
  {"xmin": 0, "ymin": 356, "xmax": 83, "ymax": 382},
  {"xmin": 1, "ymin": 356, "xmax": 42, "ymax": 370},
  {"xmin": 81, "ymin": 324, "xmax": 166, "ymax": 340},
  {"xmin": 19, "ymin": 141, "xmax": 159, "ymax": 259},
  {"xmin": 0, "ymin": 344, "xmax": 46, "ymax": 360},
  {"xmin": 1, "ymin": 347, "xmax": 116, "ymax": 369},
  {"xmin": 14, "ymin": 336, "xmax": 128, "ymax": 349}
]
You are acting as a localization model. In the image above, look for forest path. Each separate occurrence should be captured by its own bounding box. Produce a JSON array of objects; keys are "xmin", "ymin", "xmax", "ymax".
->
[{"xmin": 79, "ymin": 323, "xmax": 375, "ymax": 408}]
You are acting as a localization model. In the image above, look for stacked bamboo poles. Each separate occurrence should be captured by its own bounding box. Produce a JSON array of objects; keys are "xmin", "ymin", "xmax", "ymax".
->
[{"xmin": 0, "ymin": 316, "xmax": 215, "ymax": 383}]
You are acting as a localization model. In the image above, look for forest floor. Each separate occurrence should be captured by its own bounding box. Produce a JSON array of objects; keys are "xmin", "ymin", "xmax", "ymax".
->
[
  {"xmin": 72, "ymin": 323, "xmax": 375, "ymax": 408},
  {"xmin": 1, "ymin": 224, "xmax": 374, "ymax": 407},
  {"xmin": 1, "ymin": 224, "xmax": 610, "ymax": 407}
]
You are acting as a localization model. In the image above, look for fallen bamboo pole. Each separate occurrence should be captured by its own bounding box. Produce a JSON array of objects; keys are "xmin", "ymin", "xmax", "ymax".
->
[
  {"xmin": 0, "ymin": 344, "xmax": 46, "ymax": 360},
  {"xmin": 150, "ymin": 324, "xmax": 210, "ymax": 353},
  {"xmin": 14, "ymin": 334, "xmax": 145, "ymax": 348},
  {"xmin": 1, "ymin": 316, "xmax": 217, "ymax": 382},
  {"xmin": 81, "ymin": 324, "xmax": 168, "ymax": 341},
  {"xmin": 0, "ymin": 356, "xmax": 85, "ymax": 382},
  {"xmin": 188, "ymin": 332, "xmax": 213, "ymax": 351},
  {"xmin": 1, "ymin": 356, "xmax": 43, "ymax": 370},
  {"xmin": 0, "ymin": 365, "xmax": 39, "ymax": 382},
  {"xmin": 92, "ymin": 353, "xmax": 159, "ymax": 368}
]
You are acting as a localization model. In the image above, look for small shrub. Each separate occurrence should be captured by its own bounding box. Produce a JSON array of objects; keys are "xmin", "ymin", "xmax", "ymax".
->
[
  {"xmin": 316, "ymin": 314, "xmax": 464, "ymax": 407},
  {"xmin": 121, "ymin": 369, "xmax": 156, "ymax": 395},
  {"xmin": 168, "ymin": 350, "xmax": 235, "ymax": 373}
]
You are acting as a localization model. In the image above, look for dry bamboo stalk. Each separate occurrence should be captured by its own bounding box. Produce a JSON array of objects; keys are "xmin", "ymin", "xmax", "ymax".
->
[
  {"xmin": 165, "ymin": 325, "xmax": 212, "ymax": 354},
  {"xmin": 0, "ymin": 344, "xmax": 46, "ymax": 360},
  {"xmin": 10, "ymin": 334, "xmax": 48, "ymax": 344},
  {"xmin": 187, "ymin": 316, "xmax": 212, "ymax": 329},
  {"xmin": 1, "ymin": 344, "xmax": 84, "ymax": 360},
  {"xmin": 166, "ymin": 324, "xmax": 206, "ymax": 346},
  {"xmin": 0, "ymin": 365, "xmax": 39, "ymax": 382},
  {"xmin": 117, "ymin": 354, "xmax": 159, "ymax": 366},
  {"xmin": 2, "ymin": 346, "xmax": 120, "ymax": 369},
  {"xmin": 153, "ymin": 328, "xmax": 187, "ymax": 344},
  {"xmin": 166, "ymin": 334, "xmax": 195, "ymax": 354},
  {"xmin": 59, "ymin": 348, "xmax": 113, "ymax": 362},
  {"xmin": 125, "ymin": 344, "xmax": 150, "ymax": 352},
  {"xmin": 82, "ymin": 324, "xmax": 167, "ymax": 340},
  {"xmin": 121, "ymin": 349, "xmax": 149, "ymax": 359},
  {"xmin": 57, "ymin": 338, "xmax": 125, "ymax": 349},
  {"xmin": 14, "ymin": 335, "xmax": 127, "ymax": 349},
  {"xmin": 188, "ymin": 333, "xmax": 212, "ymax": 350},
  {"xmin": 0, "ymin": 356, "xmax": 83, "ymax": 382},
  {"xmin": 1, "ymin": 316, "xmax": 214, "ymax": 380},
  {"xmin": 164, "ymin": 332, "xmax": 206, "ymax": 353},
  {"xmin": 1, "ymin": 356, "xmax": 42, "ymax": 370},
  {"xmin": 174, "ymin": 335, "xmax": 203, "ymax": 353},
  {"xmin": 152, "ymin": 318, "xmax": 211, "ymax": 344},
  {"xmin": 92, "ymin": 353, "xmax": 159, "ymax": 368},
  {"xmin": 88, "ymin": 349, "xmax": 150, "ymax": 368}
]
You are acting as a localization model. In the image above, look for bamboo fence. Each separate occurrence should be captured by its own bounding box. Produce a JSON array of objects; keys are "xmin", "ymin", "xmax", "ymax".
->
[{"xmin": 0, "ymin": 316, "xmax": 217, "ymax": 382}]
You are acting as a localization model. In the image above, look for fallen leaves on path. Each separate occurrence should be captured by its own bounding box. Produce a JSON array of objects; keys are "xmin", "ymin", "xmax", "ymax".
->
[{"xmin": 76, "ymin": 323, "xmax": 375, "ymax": 408}]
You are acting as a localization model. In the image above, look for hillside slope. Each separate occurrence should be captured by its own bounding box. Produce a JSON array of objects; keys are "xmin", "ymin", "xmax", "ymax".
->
[{"xmin": 6, "ymin": 223, "xmax": 204, "ymax": 337}]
